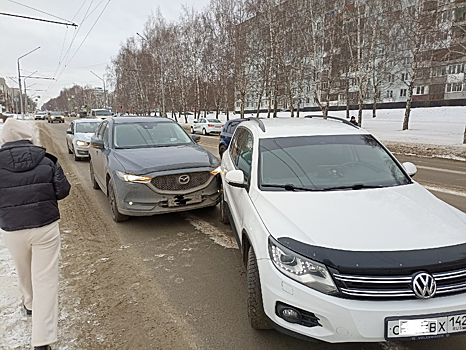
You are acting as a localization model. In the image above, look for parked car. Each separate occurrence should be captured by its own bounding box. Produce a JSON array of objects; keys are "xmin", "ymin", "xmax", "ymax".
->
[
  {"xmin": 220, "ymin": 116, "xmax": 466, "ymax": 343},
  {"xmin": 34, "ymin": 111, "xmax": 47, "ymax": 120},
  {"xmin": 47, "ymin": 111, "xmax": 65, "ymax": 123},
  {"xmin": 191, "ymin": 118, "xmax": 224, "ymax": 135},
  {"xmin": 66, "ymin": 119, "xmax": 101, "ymax": 161},
  {"xmin": 219, "ymin": 119, "xmax": 247, "ymax": 158},
  {"xmin": 89, "ymin": 116, "xmax": 221, "ymax": 222},
  {"xmin": 90, "ymin": 108, "xmax": 112, "ymax": 120}
]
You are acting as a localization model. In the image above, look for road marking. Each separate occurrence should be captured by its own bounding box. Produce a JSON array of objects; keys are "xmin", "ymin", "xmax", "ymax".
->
[
  {"xmin": 417, "ymin": 165, "xmax": 466, "ymax": 176},
  {"xmin": 424, "ymin": 185, "xmax": 466, "ymax": 198},
  {"xmin": 184, "ymin": 214, "xmax": 238, "ymax": 249}
]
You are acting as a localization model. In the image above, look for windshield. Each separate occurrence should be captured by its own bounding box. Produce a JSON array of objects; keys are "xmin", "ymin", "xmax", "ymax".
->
[
  {"xmin": 259, "ymin": 135, "xmax": 410, "ymax": 191},
  {"xmin": 114, "ymin": 122, "xmax": 193, "ymax": 149},
  {"xmin": 207, "ymin": 119, "xmax": 221, "ymax": 123},
  {"xmin": 76, "ymin": 122, "xmax": 100, "ymax": 133},
  {"xmin": 95, "ymin": 110, "xmax": 112, "ymax": 116}
]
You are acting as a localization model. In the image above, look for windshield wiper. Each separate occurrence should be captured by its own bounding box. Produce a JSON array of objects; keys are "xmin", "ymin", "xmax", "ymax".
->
[
  {"xmin": 321, "ymin": 183, "xmax": 383, "ymax": 191},
  {"xmin": 261, "ymin": 184, "xmax": 318, "ymax": 191}
]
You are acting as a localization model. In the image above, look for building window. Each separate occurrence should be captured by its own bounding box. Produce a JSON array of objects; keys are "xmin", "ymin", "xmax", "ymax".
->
[
  {"xmin": 386, "ymin": 90, "xmax": 393, "ymax": 98},
  {"xmin": 400, "ymin": 89, "xmax": 407, "ymax": 97},
  {"xmin": 446, "ymin": 83, "xmax": 463, "ymax": 92},
  {"xmin": 415, "ymin": 86, "xmax": 425, "ymax": 95}
]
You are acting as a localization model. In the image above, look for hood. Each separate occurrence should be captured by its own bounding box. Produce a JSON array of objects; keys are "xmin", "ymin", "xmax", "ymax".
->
[
  {"xmin": 112, "ymin": 144, "xmax": 219, "ymax": 175},
  {"xmin": 254, "ymin": 183, "xmax": 466, "ymax": 252},
  {"xmin": 1, "ymin": 118, "xmax": 34, "ymax": 144},
  {"xmin": 0, "ymin": 140, "xmax": 46, "ymax": 172},
  {"xmin": 74, "ymin": 132, "xmax": 94, "ymax": 142}
]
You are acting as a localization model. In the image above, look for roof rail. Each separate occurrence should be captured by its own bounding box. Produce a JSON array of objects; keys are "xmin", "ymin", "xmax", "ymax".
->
[
  {"xmin": 245, "ymin": 117, "xmax": 266, "ymax": 132},
  {"xmin": 303, "ymin": 115, "xmax": 358, "ymax": 128}
]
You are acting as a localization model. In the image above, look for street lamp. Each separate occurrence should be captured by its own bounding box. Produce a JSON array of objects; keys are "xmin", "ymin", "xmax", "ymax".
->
[
  {"xmin": 90, "ymin": 71, "xmax": 107, "ymax": 108},
  {"xmin": 136, "ymin": 32, "xmax": 166, "ymax": 117},
  {"xmin": 17, "ymin": 46, "xmax": 40, "ymax": 119}
]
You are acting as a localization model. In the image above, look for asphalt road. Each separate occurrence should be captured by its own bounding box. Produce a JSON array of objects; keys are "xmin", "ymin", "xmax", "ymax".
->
[{"xmin": 42, "ymin": 119, "xmax": 466, "ymax": 350}]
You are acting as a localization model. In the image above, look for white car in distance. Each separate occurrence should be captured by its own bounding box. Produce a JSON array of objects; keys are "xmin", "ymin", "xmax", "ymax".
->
[
  {"xmin": 191, "ymin": 118, "xmax": 223, "ymax": 135},
  {"xmin": 90, "ymin": 109, "xmax": 113, "ymax": 120},
  {"xmin": 66, "ymin": 119, "xmax": 101, "ymax": 161},
  {"xmin": 220, "ymin": 116, "xmax": 466, "ymax": 344}
]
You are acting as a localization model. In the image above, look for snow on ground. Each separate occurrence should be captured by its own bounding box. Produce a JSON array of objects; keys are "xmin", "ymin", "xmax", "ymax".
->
[{"xmin": 174, "ymin": 106, "xmax": 466, "ymax": 147}]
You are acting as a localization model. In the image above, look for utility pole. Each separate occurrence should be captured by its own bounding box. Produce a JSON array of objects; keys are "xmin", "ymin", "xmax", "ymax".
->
[
  {"xmin": 136, "ymin": 32, "xmax": 166, "ymax": 117},
  {"xmin": 17, "ymin": 47, "xmax": 40, "ymax": 119},
  {"xmin": 90, "ymin": 71, "xmax": 107, "ymax": 108},
  {"xmin": 22, "ymin": 75, "xmax": 54, "ymax": 114}
]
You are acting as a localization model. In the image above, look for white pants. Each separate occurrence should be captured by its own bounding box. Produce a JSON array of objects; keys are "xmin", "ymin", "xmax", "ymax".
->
[{"xmin": 2, "ymin": 221, "xmax": 60, "ymax": 347}]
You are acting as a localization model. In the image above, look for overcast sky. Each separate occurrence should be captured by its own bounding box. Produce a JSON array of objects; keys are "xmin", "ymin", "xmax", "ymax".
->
[{"xmin": 0, "ymin": 0, "xmax": 210, "ymax": 108}]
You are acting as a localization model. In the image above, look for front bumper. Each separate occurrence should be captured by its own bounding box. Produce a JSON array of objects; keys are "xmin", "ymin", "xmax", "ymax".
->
[
  {"xmin": 74, "ymin": 144, "xmax": 90, "ymax": 158},
  {"xmin": 259, "ymin": 258, "xmax": 466, "ymax": 343},
  {"xmin": 113, "ymin": 173, "xmax": 221, "ymax": 216}
]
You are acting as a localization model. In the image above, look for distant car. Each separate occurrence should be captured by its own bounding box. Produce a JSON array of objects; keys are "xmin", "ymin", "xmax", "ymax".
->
[
  {"xmin": 47, "ymin": 112, "xmax": 64, "ymax": 123},
  {"xmin": 219, "ymin": 119, "xmax": 247, "ymax": 158},
  {"xmin": 191, "ymin": 118, "xmax": 224, "ymax": 135},
  {"xmin": 88, "ymin": 116, "xmax": 220, "ymax": 222},
  {"xmin": 66, "ymin": 119, "xmax": 101, "ymax": 161},
  {"xmin": 70, "ymin": 111, "xmax": 77, "ymax": 117},
  {"xmin": 90, "ymin": 109, "xmax": 112, "ymax": 120},
  {"xmin": 35, "ymin": 111, "xmax": 47, "ymax": 120},
  {"xmin": 62, "ymin": 111, "xmax": 69, "ymax": 117},
  {"xmin": 78, "ymin": 111, "xmax": 88, "ymax": 118}
]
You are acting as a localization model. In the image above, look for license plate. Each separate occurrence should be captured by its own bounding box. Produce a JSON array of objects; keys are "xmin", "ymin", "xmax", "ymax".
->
[
  {"xmin": 167, "ymin": 195, "xmax": 202, "ymax": 207},
  {"xmin": 386, "ymin": 312, "xmax": 466, "ymax": 340}
]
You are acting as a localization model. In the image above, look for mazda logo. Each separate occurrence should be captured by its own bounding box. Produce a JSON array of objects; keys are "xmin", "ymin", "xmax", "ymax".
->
[
  {"xmin": 178, "ymin": 175, "xmax": 190, "ymax": 185},
  {"xmin": 412, "ymin": 272, "xmax": 437, "ymax": 299}
]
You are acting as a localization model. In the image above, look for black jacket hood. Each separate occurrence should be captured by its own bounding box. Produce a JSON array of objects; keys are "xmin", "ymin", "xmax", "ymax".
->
[{"xmin": 0, "ymin": 140, "xmax": 46, "ymax": 173}]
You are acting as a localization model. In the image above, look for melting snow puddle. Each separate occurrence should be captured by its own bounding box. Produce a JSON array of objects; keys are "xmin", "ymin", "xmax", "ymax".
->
[{"xmin": 184, "ymin": 215, "xmax": 238, "ymax": 249}]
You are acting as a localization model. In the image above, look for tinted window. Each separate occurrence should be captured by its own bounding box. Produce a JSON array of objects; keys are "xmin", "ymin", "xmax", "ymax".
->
[
  {"xmin": 95, "ymin": 110, "xmax": 112, "ymax": 116},
  {"xmin": 76, "ymin": 122, "xmax": 100, "ymax": 133},
  {"xmin": 113, "ymin": 122, "xmax": 193, "ymax": 149},
  {"xmin": 207, "ymin": 119, "xmax": 221, "ymax": 123},
  {"xmin": 229, "ymin": 127, "xmax": 245, "ymax": 165},
  {"xmin": 259, "ymin": 135, "xmax": 410, "ymax": 190},
  {"xmin": 102, "ymin": 123, "xmax": 109, "ymax": 146},
  {"xmin": 236, "ymin": 129, "xmax": 253, "ymax": 182}
]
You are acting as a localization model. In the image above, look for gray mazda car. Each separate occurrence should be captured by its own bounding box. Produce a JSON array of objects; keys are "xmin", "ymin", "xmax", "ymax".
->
[{"xmin": 89, "ymin": 116, "xmax": 221, "ymax": 222}]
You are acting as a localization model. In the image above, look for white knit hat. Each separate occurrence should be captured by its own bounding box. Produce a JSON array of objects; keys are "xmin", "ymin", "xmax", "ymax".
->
[{"xmin": 1, "ymin": 118, "xmax": 35, "ymax": 144}]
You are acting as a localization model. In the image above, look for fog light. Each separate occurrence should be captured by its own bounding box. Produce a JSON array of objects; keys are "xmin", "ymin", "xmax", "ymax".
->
[
  {"xmin": 128, "ymin": 201, "xmax": 133, "ymax": 206},
  {"xmin": 280, "ymin": 308, "xmax": 301, "ymax": 324}
]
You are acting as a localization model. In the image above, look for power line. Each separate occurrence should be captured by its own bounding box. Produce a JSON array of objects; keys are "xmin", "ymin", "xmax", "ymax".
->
[
  {"xmin": 7, "ymin": 0, "xmax": 77, "ymax": 25},
  {"xmin": 0, "ymin": 12, "xmax": 77, "ymax": 26}
]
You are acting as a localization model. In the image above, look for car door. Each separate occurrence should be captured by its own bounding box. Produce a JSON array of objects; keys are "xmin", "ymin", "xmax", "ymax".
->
[
  {"xmin": 223, "ymin": 127, "xmax": 254, "ymax": 232},
  {"xmin": 198, "ymin": 118, "xmax": 205, "ymax": 132},
  {"xmin": 93, "ymin": 121, "xmax": 109, "ymax": 188}
]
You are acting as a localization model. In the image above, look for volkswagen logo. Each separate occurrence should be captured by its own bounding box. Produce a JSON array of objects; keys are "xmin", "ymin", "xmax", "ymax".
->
[
  {"xmin": 412, "ymin": 272, "xmax": 437, "ymax": 299},
  {"xmin": 178, "ymin": 175, "xmax": 190, "ymax": 185}
]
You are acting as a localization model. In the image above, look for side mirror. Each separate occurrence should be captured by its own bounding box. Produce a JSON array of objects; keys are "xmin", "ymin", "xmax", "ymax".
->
[
  {"xmin": 66, "ymin": 130, "xmax": 73, "ymax": 135},
  {"xmin": 191, "ymin": 135, "xmax": 201, "ymax": 143},
  {"xmin": 225, "ymin": 169, "xmax": 248, "ymax": 189},
  {"xmin": 193, "ymin": 120, "xmax": 197, "ymax": 124},
  {"xmin": 91, "ymin": 137, "xmax": 105, "ymax": 150},
  {"xmin": 402, "ymin": 162, "xmax": 417, "ymax": 177}
]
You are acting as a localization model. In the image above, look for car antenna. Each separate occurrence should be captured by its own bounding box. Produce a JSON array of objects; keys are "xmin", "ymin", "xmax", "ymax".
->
[
  {"xmin": 246, "ymin": 117, "xmax": 266, "ymax": 132},
  {"xmin": 304, "ymin": 115, "xmax": 358, "ymax": 128}
]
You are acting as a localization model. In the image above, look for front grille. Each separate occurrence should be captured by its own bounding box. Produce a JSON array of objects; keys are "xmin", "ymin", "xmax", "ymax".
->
[
  {"xmin": 332, "ymin": 267, "xmax": 466, "ymax": 300},
  {"xmin": 151, "ymin": 172, "xmax": 211, "ymax": 192}
]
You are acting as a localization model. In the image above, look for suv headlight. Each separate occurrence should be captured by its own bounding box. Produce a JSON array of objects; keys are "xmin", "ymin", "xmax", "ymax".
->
[
  {"xmin": 268, "ymin": 237, "xmax": 337, "ymax": 294},
  {"xmin": 116, "ymin": 170, "xmax": 152, "ymax": 183},
  {"xmin": 76, "ymin": 140, "xmax": 89, "ymax": 146}
]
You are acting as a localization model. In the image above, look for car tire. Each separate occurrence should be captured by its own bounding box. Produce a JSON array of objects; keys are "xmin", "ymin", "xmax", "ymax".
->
[
  {"xmin": 89, "ymin": 161, "xmax": 100, "ymax": 190},
  {"xmin": 73, "ymin": 148, "xmax": 80, "ymax": 161},
  {"xmin": 247, "ymin": 246, "xmax": 272, "ymax": 330},
  {"xmin": 47, "ymin": 120, "xmax": 50, "ymax": 123},
  {"xmin": 202, "ymin": 128, "xmax": 208, "ymax": 135},
  {"xmin": 67, "ymin": 144, "xmax": 73, "ymax": 154},
  {"xmin": 108, "ymin": 180, "xmax": 129, "ymax": 222},
  {"xmin": 191, "ymin": 127, "xmax": 195, "ymax": 134},
  {"xmin": 219, "ymin": 145, "xmax": 227, "ymax": 159},
  {"xmin": 220, "ymin": 191, "xmax": 230, "ymax": 225}
]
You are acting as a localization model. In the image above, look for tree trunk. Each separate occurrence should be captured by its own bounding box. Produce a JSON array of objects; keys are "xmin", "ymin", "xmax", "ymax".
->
[
  {"xmin": 463, "ymin": 125, "xmax": 466, "ymax": 144},
  {"xmin": 373, "ymin": 87, "xmax": 378, "ymax": 119},
  {"xmin": 403, "ymin": 80, "xmax": 415, "ymax": 130}
]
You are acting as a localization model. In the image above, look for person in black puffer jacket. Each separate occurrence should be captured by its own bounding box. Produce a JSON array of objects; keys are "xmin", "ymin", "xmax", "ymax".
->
[{"xmin": 0, "ymin": 118, "xmax": 71, "ymax": 350}]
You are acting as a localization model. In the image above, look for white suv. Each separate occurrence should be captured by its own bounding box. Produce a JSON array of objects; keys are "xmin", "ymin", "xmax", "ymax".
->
[{"xmin": 220, "ymin": 116, "xmax": 466, "ymax": 343}]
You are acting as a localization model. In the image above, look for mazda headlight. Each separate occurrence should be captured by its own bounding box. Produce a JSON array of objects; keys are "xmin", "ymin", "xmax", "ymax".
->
[
  {"xmin": 268, "ymin": 237, "xmax": 337, "ymax": 294},
  {"xmin": 76, "ymin": 140, "xmax": 89, "ymax": 147},
  {"xmin": 210, "ymin": 166, "xmax": 222, "ymax": 175},
  {"xmin": 116, "ymin": 171, "xmax": 152, "ymax": 183}
]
